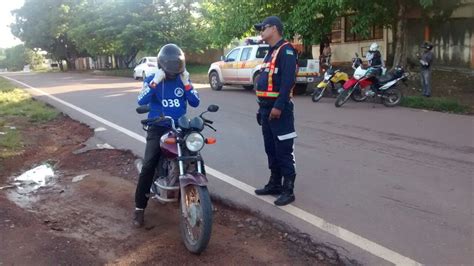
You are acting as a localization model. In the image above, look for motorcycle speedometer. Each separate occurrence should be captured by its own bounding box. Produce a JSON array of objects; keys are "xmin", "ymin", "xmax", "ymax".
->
[{"xmin": 185, "ymin": 132, "xmax": 205, "ymax": 152}]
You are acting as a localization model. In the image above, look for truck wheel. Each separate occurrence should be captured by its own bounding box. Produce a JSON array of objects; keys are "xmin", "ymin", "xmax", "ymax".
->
[
  {"xmin": 209, "ymin": 72, "xmax": 222, "ymax": 91},
  {"xmin": 293, "ymin": 84, "xmax": 307, "ymax": 95}
]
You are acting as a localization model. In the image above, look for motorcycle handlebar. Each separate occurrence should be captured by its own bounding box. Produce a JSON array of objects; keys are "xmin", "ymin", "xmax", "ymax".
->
[{"xmin": 141, "ymin": 116, "xmax": 176, "ymax": 131}]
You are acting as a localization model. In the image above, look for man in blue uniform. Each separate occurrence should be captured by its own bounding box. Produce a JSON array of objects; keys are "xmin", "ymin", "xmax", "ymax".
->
[
  {"xmin": 133, "ymin": 44, "xmax": 200, "ymax": 227},
  {"xmin": 253, "ymin": 16, "xmax": 298, "ymax": 206}
]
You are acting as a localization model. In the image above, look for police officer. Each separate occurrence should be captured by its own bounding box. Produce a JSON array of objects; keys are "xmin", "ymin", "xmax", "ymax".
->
[
  {"xmin": 133, "ymin": 44, "xmax": 200, "ymax": 227},
  {"xmin": 253, "ymin": 16, "xmax": 298, "ymax": 206},
  {"xmin": 418, "ymin": 42, "xmax": 434, "ymax": 97}
]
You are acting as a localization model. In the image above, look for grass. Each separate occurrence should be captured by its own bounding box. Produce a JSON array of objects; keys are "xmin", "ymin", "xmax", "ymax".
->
[
  {"xmin": 401, "ymin": 95, "xmax": 470, "ymax": 114},
  {"xmin": 0, "ymin": 76, "xmax": 59, "ymax": 158}
]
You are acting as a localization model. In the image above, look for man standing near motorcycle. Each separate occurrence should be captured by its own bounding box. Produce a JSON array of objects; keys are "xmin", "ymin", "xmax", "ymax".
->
[
  {"xmin": 418, "ymin": 42, "xmax": 434, "ymax": 97},
  {"xmin": 253, "ymin": 16, "xmax": 298, "ymax": 206},
  {"xmin": 133, "ymin": 44, "xmax": 200, "ymax": 227}
]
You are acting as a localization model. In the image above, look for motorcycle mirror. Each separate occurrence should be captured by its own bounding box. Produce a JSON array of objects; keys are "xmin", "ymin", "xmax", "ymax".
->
[
  {"xmin": 355, "ymin": 52, "xmax": 359, "ymax": 57},
  {"xmin": 207, "ymin": 105, "xmax": 219, "ymax": 112},
  {"xmin": 136, "ymin": 105, "xmax": 150, "ymax": 114}
]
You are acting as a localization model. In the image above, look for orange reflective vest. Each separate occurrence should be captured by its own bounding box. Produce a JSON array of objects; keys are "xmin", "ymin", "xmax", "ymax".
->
[{"xmin": 255, "ymin": 41, "xmax": 292, "ymax": 98}]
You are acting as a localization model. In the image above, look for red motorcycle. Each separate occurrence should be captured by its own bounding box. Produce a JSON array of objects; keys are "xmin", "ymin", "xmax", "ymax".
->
[
  {"xmin": 136, "ymin": 104, "xmax": 219, "ymax": 254},
  {"xmin": 335, "ymin": 53, "xmax": 408, "ymax": 108}
]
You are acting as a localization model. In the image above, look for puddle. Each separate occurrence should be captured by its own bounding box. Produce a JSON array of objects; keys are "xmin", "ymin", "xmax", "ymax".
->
[{"xmin": 5, "ymin": 164, "xmax": 57, "ymax": 209}]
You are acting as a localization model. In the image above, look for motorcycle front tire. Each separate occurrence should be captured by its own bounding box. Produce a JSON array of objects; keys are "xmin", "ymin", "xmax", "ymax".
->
[
  {"xmin": 335, "ymin": 89, "xmax": 351, "ymax": 107},
  {"xmin": 179, "ymin": 185, "xmax": 213, "ymax": 254},
  {"xmin": 311, "ymin": 87, "xmax": 325, "ymax": 102}
]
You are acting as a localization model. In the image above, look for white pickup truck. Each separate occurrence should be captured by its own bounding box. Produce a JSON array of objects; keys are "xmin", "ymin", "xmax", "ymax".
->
[{"xmin": 208, "ymin": 44, "xmax": 319, "ymax": 94}]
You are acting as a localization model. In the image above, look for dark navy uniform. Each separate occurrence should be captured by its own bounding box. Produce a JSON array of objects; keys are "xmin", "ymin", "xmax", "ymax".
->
[{"xmin": 256, "ymin": 39, "xmax": 298, "ymax": 190}]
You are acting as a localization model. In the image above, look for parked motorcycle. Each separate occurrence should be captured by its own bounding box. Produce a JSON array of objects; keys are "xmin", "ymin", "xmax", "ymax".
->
[
  {"xmin": 136, "ymin": 104, "xmax": 219, "ymax": 254},
  {"xmin": 311, "ymin": 65, "xmax": 349, "ymax": 102},
  {"xmin": 335, "ymin": 53, "xmax": 408, "ymax": 108}
]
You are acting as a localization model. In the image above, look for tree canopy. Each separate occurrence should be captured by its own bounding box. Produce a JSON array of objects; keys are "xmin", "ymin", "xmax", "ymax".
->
[
  {"xmin": 10, "ymin": 0, "xmax": 461, "ymax": 69},
  {"xmin": 11, "ymin": 0, "xmax": 210, "ymax": 69},
  {"xmin": 0, "ymin": 44, "xmax": 45, "ymax": 71}
]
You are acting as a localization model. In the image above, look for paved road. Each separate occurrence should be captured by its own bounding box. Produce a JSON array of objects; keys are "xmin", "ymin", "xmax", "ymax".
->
[{"xmin": 3, "ymin": 72, "xmax": 473, "ymax": 265}]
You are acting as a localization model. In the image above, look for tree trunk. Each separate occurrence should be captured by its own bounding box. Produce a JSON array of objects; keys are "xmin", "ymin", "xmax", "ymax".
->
[
  {"xmin": 392, "ymin": 0, "xmax": 407, "ymax": 68},
  {"xmin": 124, "ymin": 49, "xmax": 139, "ymax": 68},
  {"xmin": 66, "ymin": 58, "xmax": 75, "ymax": 71}
]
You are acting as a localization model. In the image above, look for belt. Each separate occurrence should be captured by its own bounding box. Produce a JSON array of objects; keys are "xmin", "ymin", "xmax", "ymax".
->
[{"xmin": 257, "ymin": 98, "xmax": 275, "ymax": 108}]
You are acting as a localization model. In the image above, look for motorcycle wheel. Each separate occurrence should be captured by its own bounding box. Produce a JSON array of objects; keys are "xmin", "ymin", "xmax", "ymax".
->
[
  {"xmin": 179, "ymin": 184, "xmax": 212, "ymax": 254},
  {"xmin": 350, "ymin": 86, "xmax": 367, "ymax": 102},
  {"xmin": 335, "ymin": 89, "xmax": 351, "ymax": 107},
  {"xmin": 311, "ymin": 87, "xmax": 325, "ymax": 102},
  {"xmin": 382, "ymin": 88, "xmax": 402, "ymax": 107}
]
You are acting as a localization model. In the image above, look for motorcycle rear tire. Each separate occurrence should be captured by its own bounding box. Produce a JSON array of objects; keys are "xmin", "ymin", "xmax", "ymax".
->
[
  {"xmin": 335, "ymin": 90, "xmax": 351, "ymax": 107},
  {"xmin": 312, "ymin": 88, "xmax": 325, "ymax": 102},
  {"xmin": 179, "ymin": 185, "xmax": 212, "ymax": 254},
  {"xmin": 382, "ymin": 88, "xmax": 402, "ymax": 107}
]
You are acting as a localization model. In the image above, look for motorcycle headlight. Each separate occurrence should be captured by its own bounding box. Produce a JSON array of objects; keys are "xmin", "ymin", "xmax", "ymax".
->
[
  {"xmin": 185, "ymin": 132, "xmax": 204, "ymax": 152},
  {"xmin": 324, "ymin": 72, "xmax": 331, "ymax": 81}
]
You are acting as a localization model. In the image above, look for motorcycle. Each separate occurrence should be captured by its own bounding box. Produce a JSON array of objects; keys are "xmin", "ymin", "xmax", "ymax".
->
[
  {"xmin": 335, "ymin": 53, "xmax": 407, "ymax": 108},
  {"xmin": 312, "ymin": 64, "xmax": 349, "ymax": 102},
  {"xmin": 136, "ymin": 104, "xmax": 219, "ymax": 254}
]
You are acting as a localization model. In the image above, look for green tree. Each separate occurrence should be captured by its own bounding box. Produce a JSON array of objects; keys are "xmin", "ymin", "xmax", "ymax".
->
[
  {"xmin": 0, "ymin": 44, "xmax": 44, "ymax": 71},
  {"xmin": 69, "ymin": 0, "xmax": 210, "ymax": 68},
  {"xmin": 11, "ymin": 0, "xmax": 85, "ymax": 70},
  {"xmin": 203, "ymin": 0, "xmax": 461, "ymax": 66}
]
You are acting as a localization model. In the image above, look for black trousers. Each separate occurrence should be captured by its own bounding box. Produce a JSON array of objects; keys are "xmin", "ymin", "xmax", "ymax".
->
[
  {"xmin": 135, "ymin": 125, "xmax": 169, "ymax": 209},
  {"xmin": 258, "ymin": 102, "xmax": 296, "ymax": 179}
]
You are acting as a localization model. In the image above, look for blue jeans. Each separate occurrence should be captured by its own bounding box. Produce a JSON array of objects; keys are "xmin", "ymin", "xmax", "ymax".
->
[{"xmin": 421, "ymin": 70, "xmax": 431, "ymax": 96}]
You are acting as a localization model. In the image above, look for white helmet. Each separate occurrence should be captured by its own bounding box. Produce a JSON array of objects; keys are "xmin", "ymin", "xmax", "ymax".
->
[{"xmin": 369, "ymin": 42, "xmax": 379, "ymax": 52}]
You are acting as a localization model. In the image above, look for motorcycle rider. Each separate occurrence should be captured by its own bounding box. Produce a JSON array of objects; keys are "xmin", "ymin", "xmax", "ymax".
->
[
  {"xmin": 133, "ymin": 44, "xmax": 200, "ymax": 228},
  {"xmin": 365, "ymin": 42, "xmax": 384, "ymax": 95}
]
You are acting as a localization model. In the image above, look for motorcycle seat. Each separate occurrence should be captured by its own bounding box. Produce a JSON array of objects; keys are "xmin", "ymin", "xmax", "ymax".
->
[{"xmin": 377, "ymin": 73, "xmax": 396, "ymax": 84}]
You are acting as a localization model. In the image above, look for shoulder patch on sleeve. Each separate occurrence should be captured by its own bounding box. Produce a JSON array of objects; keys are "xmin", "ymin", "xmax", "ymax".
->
[{"xmin": 285, "ymin": 49, "xmax": 294, "ymax": 55}]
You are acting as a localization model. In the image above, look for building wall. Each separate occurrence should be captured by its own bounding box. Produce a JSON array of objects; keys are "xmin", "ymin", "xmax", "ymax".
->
[
  {"xmin": 313, "ymin": 17, "xmax": 389, "ymax": 64},
  {"xmin": 317, "ymin": 3, "xmax": 473, "ymax": 70},
  {"xmin": 406, "ymin": 19, "xmax": 473, "ymax": 69}
]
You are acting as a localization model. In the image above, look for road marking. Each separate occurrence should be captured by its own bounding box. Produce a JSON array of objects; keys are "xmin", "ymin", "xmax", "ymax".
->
[{"xmin": 3, "ymin": 75, "xmax": 422, "ymax": 265}]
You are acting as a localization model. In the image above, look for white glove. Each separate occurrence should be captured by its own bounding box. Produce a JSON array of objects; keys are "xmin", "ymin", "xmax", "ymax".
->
[
  {"xmin": 149, "ymin": 69, "xmax": 165, "ymax": 88},
  {"xmin": 419, "ymin": 59, "xmax": 429, "ymax": 66},
  {"xmin": 180, "ymin": 70, "xmax": 190, "ymax": 86}
]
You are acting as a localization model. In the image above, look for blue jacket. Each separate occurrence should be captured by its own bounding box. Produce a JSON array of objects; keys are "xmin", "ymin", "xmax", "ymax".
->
[
  {"xmin": 256, "ymin": 39, "xmax": 297, "ymax": 110},
  {"xmin": 138, "ymin": 74, "xmax": 200, "ymax": 127}
]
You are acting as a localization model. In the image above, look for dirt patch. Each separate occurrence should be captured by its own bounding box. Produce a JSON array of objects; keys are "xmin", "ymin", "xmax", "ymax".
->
[{"xmin": 0, "ymin": 115, "xmax": 346, "ymax": 265}]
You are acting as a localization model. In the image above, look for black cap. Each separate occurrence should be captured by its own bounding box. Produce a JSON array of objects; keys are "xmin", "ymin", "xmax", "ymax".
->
[{"xmin": 254, "ymin": 16, "xmax": 283, "ymax": 32}]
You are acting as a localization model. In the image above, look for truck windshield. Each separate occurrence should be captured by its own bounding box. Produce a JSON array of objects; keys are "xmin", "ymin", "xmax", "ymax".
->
[{"xmin": 256, "ymin": 47, "xmax": 269, "ymax": 59}]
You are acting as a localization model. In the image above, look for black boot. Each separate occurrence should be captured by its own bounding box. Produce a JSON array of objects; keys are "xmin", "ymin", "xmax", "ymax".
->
[
  {"xmin": 255, "ymin": 173, "xmax": 282, "ymax": 196},
  {"xmin": 133, "ymin": 209, "xmax": 145, "ymax": 228},
  {"xmin": 274, "ymin": 175, "xmax": 295, "ymax": 206}
]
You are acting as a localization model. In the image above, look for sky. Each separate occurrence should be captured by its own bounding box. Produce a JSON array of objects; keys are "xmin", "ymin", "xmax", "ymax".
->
[{"xmin": 0, "ymin": 0, "xmax": 25, "ymax": 48}]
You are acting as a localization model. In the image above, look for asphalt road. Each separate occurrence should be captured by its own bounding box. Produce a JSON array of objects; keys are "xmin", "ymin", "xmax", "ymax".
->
[{"xmin": 3, "ymin": 72, "xmax": 473, "ymax": 265}]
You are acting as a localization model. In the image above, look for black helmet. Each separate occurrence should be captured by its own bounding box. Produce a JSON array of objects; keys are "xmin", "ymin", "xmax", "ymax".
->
[
  {"xmin": 157, "ymin": 44, "xmax": 185, "ymax": 78},
  {"xmin": 421, "ymin": 42, "xmax": 433, "ymax": 50}
]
